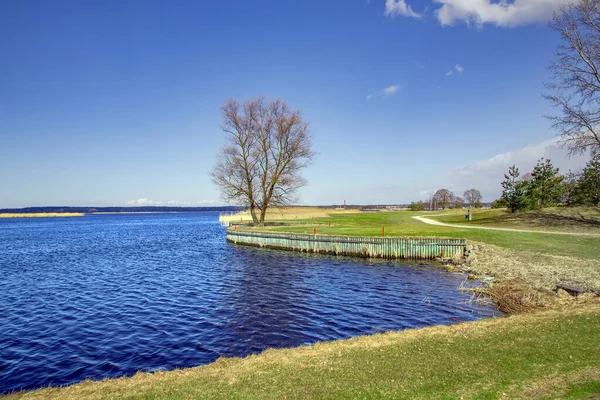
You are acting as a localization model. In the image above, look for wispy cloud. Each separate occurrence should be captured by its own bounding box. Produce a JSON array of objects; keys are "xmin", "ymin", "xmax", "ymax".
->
[
  {"xmin": 435, "ymin": 0, "xmax": 571, "ymax": 28},
  {"xmin": 128, "ymin": 198, "xmax": 159, "ymax": 206},
  {"xmin": 127, "ymin": 198, "xmax": 218, "ymax": 206},
  {"xmin": 383, "ymin": 84, "xmax": 401, "ymax": 95},
  {"xmin": 385, "ymin": 0, "xmax": 421, "ymax": 18},
  {"xmin": 366, "ymin": 84, "xmax": 401, "ymax": 100},
  {"xmin": 196, "ymin": 199, "xmax": 219, "ymax": 206},
  {"xmin": 445, "ymin": 64, "xmax": 464, "ymax": 77}
]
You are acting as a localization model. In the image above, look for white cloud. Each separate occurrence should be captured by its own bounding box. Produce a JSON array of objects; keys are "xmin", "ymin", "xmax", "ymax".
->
[
  {"xmin": 366, "ymin": 84, "xmax": 402, "ymax": 100},
  {"xmin": 445, "ymin": 138, "xmax": 589, "ymax": 201},
  {"xmin": 435, "ymin": 0, "xmax": 571, "ymax": 28},
  {"xmin": 384, "ymin": 84, "xmax": 401, "ymax": 95},
  {"xmin": 196, "ymin": 199, "xmax": 219, "ymax": 206},
  {"xmin": 445, "ymin": 64, "xmax": 464, "ymax": 76},
  {"xmin": 128, "ymin": 198, "xmax": 158, "ymax": 206},
  {"xmin": 127, "ymin": 198, "xmax": 218, "ymax": 206},
  {"xmin": 385, "ymin": 0, "xmax": 421, "ymax": 18}
]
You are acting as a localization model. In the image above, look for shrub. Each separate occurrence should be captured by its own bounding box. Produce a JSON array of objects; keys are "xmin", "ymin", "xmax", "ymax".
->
[
  {"xmin": 490, "ymin": 197, "xmax": 507, "ymax": 209},
  {"xmin": 408, "ymin": 201, "xmax": 426, "ymax": 211}
]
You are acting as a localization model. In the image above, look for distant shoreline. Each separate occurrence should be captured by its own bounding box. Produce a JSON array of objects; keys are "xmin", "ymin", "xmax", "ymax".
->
[
  {"xmin": 0, "ymin": 213, "xmax": 84, "ymax": 218},
  {"xmin": 93, "ymin": 211, "xmax": 180, "ymax": 214},
  {"xmin": 0, "ymin": 206, "xmax": 244, "ymax": 214},
  {"xmin": 0, "ymin": 211, "xmax": 239, "ymax": 217}
]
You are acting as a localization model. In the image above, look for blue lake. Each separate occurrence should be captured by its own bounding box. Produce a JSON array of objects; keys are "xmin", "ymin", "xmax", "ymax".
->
[{"xmin": 0, "ymin": 212, "xmax": 501, "ymax": 392}]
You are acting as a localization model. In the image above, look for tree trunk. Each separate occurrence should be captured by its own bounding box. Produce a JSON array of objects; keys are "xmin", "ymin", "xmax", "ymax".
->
[
  {"xmin": 258, "ymin": 207, "xmax": 267, "ymax": 227},
  {"xmin": 250, "ymin": 205, "xmax": 259, "ymax": 225}
]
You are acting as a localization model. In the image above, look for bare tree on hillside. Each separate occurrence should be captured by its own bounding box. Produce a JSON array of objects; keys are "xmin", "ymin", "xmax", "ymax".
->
[
  {"xmin": 545, "ymin": 0, "xmax": 600, "ymax": 157},
  {"xmin": 463, "ymin": 188, "xmax": 483, "ymax": 208},
  {"xmin": 211, "ymin": 96, "xmax": 314, "ymax": 226}
]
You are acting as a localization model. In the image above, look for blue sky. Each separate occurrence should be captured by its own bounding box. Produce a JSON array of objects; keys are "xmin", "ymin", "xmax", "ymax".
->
[{"xmin": 0, "ymin": 0, "xmax": 588, "ymax": 207}]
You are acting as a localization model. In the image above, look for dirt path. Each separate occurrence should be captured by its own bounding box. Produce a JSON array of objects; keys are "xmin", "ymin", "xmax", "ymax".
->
[{"xmin": 412, "ymin": 215, "xmax": 600, "ymax": 237}]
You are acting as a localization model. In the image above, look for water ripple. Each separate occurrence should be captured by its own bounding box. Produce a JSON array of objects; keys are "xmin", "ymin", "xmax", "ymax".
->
[{"xmin": 0, "ymin": 212, "xmax": 500, "ymax": 393}]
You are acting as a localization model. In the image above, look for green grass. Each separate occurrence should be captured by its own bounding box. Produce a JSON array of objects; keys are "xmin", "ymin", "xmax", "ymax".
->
[
  {"xmin": 8, "ymin": 304, "xmax": 600, "ymax": 399},
  {"xmin": 254, "ymin": 208, "xmax": 600, "ymax": 260},
  {"xmin": 434, "ymin": 206, "xmax": 600, "ymax": 234}
]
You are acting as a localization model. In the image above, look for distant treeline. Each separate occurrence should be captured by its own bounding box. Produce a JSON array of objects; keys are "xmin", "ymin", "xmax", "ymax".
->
[{"xmin": 0, "ymin": 206, "xmax": 245, "ymax": 214}]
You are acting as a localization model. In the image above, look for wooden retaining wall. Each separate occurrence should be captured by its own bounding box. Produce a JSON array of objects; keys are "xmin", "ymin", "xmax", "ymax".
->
[{"xmin": 226, "ymin": 230, "xmax": 466, "ymax": 260}]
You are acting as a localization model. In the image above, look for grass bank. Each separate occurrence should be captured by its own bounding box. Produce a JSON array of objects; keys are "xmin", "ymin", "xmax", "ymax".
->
[
  {"xmin": 0, "ymin": 213, "xmax": 84, "ymax": 218},
  {"xmin": 7, "ymin": 304, "xmax": 600, "ymax": 400}
]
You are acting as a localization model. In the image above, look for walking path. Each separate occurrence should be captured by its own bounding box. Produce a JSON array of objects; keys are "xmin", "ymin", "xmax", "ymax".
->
[{"xmin": 412, "ymin": 215, "xmax": 600, "ymax": 237}]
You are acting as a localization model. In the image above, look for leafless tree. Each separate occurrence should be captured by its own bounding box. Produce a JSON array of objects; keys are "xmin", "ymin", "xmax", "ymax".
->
[
  {"xmin": 433, "ymin": 189, "xmax": 454, "ymax": 210},
  {"xmin": 463, "ymin": 188, "xmax": 483, "ymax": 207},
  {"xmin": 454, "ymin": 196, "xmax": 464, "ymax": 209},
  {"xmin": 212, "ymin": 96, "xmax": 314, "ymax": 226},
  {"xmin": 545, "ymin": 0, "xmax": 600, "ymax": 157},
  {"xmin": 427, "ymin": 192, "xmax": 435, "ymax": 211}
]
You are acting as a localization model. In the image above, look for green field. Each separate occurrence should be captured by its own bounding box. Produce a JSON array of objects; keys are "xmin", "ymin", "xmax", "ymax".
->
[
  {"xmin": 7, "ymin": 304, "xmax": 600, "ymax": 400},
  {"xmin": 434, "ymin": 207, "xmax": 600, "ymax": 234},
  {"xmin": 253, "ymin": 207, "xmax": 600, "ymax": 260}
]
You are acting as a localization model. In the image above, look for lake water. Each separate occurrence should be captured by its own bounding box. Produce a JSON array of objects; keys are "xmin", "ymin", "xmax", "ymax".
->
[{"xmin": 0, "ymin": 212, "xmax": 501, "ymax": 392}]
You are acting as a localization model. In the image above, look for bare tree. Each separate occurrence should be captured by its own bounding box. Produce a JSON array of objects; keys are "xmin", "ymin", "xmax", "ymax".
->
[
  {"xmin": 427, "ymin": 192, "xmax": 435, "ymax": 211},
  {"xmin": 454, "ymin": 196, "xmax": 464, "ymax": 209},
  {"xmin": 545, "ymin": 0, "xmax": 600, "ymax": 157},
  {"xmin": 212, "ymin": 96, "xmax": 314, "ymax": 226},
  {"xmin": 433, "ymin": 189, "xmax": 454, "ymax": 210},
  {"xmin": 463, "ymin": 188, "xmax": 483, "ymax": 208}
]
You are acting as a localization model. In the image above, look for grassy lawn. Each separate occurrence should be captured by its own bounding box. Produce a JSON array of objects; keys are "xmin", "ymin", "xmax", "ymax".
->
[
  {"xmin": 8, "ymin": 304, "xmax": 600, "ymax": 400},
  {"xmin": 433, "ymin": 206, "xmax": 600, "ymax": 234},
  {"xmin": 251, "ymin": 208, "xmax": 600, "ymax": 260}
]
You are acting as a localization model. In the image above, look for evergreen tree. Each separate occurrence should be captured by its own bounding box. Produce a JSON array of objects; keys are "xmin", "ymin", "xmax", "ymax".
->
[
  {"xmin": 561, "ymin": 170, "xmax": 582, "ymax": 206},
  {"xmin": 578, "ymin": 158, "xmax": 600, "ymax": 206},
  {"xmin": 529, "ymin": 158, "xmax": 563, "ymax": 209},
  {"xmin": 491, "ymin": 197, "xmax": 507, "ymax": 209},
  {"xmin": 501, "ymin": 165, "xmax": 526, "ymax": 213}
]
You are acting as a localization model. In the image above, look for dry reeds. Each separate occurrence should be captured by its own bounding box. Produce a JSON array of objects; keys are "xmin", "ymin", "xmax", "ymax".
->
[
  {"xmin": 218, "ymin": 207, "xmax": 359, "ymax": 223},
  {"xmin": 489, "ymin": 280, "xmax": 553, "ymax": 314},
  {"xmin": 466, "ymin": 241, "xmax": 600, "ymax": 293},
  {"xmin": 0, "ymin": 213, "xmax": 84, "ymax": 218}
]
